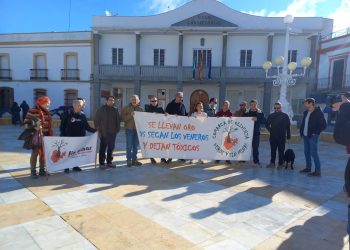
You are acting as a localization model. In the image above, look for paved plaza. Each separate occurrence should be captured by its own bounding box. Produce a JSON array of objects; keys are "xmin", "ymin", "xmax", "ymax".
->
[{"xmin": 0, "ymin": 125, "xmax": 349, "ymax": 249}]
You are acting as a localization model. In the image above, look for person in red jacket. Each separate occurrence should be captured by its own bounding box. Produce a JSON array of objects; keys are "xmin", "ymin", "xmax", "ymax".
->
[
  {"xmin": 216, "ymin": 100, "xmax": 233, "ymax": 164},
  {"xmin": 24, "ymin": 96, "xmax": 53, "ymax": 178}
]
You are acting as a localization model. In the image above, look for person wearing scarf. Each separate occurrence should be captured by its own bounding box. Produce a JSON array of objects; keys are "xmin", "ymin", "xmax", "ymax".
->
[{"xmin": 24, "ymin": 96, "xmax": 53, "ymax": 178}]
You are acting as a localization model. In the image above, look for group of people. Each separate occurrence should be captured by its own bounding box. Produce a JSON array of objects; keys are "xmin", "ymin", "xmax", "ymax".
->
[
  {"xmin": 24, "ymin": 91, "xmax": 328, "ymax": 179},
  {"xmin": 10, "ymin": 100, "xmax": 29, "ymax": 125}
]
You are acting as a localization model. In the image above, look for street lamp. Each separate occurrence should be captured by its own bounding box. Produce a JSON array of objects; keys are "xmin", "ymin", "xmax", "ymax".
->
[{"xmin": 262, "ymin": 15, "xmax": 312, "ymax": 121}]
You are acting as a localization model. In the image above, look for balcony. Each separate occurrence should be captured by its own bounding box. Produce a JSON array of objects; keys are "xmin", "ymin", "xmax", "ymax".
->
[
  {"xmin": 0, "ymin": 69, "xmax": 12, "ymax": 80},
  {"xmin": 97, "ymin": 65, "xmax": 310, "ymax": 82},
  {"xmin": 61, "ymin": 69, "xmax": 80, "ymax": 80},
  {"xmin": 317, "ymin": 75, "xmax": 350, "ymax": 91},
  {"xmin": 30, "ymin": 69, "xmax": 48, "ymax": 80}
]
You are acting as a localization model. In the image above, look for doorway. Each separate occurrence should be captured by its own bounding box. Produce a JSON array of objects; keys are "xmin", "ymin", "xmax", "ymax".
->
[{"xmin": 190, "ymin": 89, "xmax": 209, "ymax": 114}]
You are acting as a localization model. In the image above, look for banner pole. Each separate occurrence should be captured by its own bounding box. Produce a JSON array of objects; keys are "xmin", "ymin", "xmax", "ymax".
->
[{"xmin": 95, "ymin": 133, "xmax": 98, "ymax": 169}]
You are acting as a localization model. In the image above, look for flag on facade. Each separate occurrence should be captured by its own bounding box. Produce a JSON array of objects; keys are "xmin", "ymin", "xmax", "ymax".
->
[
  {"xmin": 192, "ymin": 50, "xmax": 196, "ymax": 79},
  {"xmin": 208, "ymin": 57, "xmax": 212, "ymax": 79},
  {"xmin": 198, "ymin": 50, "xmax": 203, "ymax": 80}
]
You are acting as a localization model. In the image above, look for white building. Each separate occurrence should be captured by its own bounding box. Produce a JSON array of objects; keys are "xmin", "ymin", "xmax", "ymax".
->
[
  {"xmin": 92, "ymin": 0, "xmax": 333, "ymax": 117},
  {"xmin": 317, "ymin": 28, "xmax": 350, "ymax": 92},
  {"xmin": 0, "ymin": 31, "xmax": 93, "ymax": 118}
]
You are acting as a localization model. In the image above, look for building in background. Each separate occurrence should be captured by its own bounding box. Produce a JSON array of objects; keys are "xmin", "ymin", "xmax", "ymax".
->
[
  {"xmin": 316, "ymin": 28, "xmax": 350, "ymax": 124},
  {"xmin": 0, "ymin": 31, "xmax": 93, "ymax": 118},
  {"xmin": 91, "ymin": 0, "xmax": 332, "ymax": 117}
]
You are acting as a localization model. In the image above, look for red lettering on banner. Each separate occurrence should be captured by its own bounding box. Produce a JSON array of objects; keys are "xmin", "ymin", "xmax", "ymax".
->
[
  {"xmin": 157, "ymin": 122, "xmax": 182, "ymax": 130},
  {"xmin": 148, "ymin": 121, "xmax": 156, "ymax": 128}
]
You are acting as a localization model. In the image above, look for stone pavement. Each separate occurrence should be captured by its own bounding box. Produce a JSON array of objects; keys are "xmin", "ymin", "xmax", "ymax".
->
[{"xmin": 0, "ymin": 125, "xmax": 349, "ymax": 250}]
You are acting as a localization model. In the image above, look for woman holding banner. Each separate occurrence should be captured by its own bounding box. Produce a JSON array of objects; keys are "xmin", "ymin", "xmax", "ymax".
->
[
  {"xmin": 24, "ymin": 96, "xmax": 53, "ymax": 178},
  {"xmin": 191, "ymin": 102, "xmax": 207, "ymax": 164}
]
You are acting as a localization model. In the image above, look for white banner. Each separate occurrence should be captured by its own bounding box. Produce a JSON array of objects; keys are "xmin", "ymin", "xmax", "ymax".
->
[
  {"xmin": 134, "ymin": 112, "xmax": 254, "ymax": 161},
  {"xmin": 43, "ymin": 133, "xmax": 98, "ymax": 173}
]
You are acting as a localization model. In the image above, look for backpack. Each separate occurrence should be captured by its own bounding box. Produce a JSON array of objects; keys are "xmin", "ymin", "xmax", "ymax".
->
[{"xmin": 334, "ymin": 102, "xmax": 350, "ymax": 146}]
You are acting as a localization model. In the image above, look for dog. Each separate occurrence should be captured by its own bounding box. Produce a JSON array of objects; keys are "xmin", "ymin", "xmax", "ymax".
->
[{"xmin": 284, "ymin": 149, "xmax": 295, "ymax": 170}]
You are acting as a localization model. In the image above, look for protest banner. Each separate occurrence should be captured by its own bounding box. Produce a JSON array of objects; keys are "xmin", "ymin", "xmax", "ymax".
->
[
  {"xmin": 43, "ymin": 133, "xmax": 98, "ymax": 173},
  {"xmin": 134, "ymin": 112, "xmax": 254, "ymax": 161}
]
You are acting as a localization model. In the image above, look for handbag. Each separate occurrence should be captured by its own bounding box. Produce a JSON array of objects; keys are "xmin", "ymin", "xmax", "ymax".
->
[
  {"xmin": 32, "ymin": 129, "xmax": 43, "ymax": 147},
  {"xmin": 18, "ymin": 128, "xmax": 35, "ymax": 150}
]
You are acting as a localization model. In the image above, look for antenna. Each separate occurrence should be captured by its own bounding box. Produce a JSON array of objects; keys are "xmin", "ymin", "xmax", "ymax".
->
[{"xmin": 68, "ymin": 0, "xmax": 72, "ymax": 32}]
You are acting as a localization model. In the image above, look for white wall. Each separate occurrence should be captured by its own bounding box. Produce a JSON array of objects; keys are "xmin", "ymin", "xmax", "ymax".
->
[
  {"xmin": 183, "ymin": 35, "xmax": 223, "ymax": 66},
  {"xmin": 272, "ymin": 35, "xmax": 311, "ymax": 66},
  {"xmin": 227, "ymin": 35, "xmax": 268, "ymax": 67},
  {"xmin": 99, "ymin": 34, "xmax": 136, "ymax": 65},
  {"xmin": 0, "ymin": 82, "xmax": 91, "ymax": 117},
  {"xmin": 0, "ymin": 45, "xmax": 91, "ymax": 81},
  {"xmin": 140, "ymin": 35, "xmax": 178, "ymax": 66}
]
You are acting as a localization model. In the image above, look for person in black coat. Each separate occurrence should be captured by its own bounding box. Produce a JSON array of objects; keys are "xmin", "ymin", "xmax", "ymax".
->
[
  {"xmin": 61, "ymin": 99, "xmax": 96, "ymax": 173},
  {"xmin": 165, "ymin": 92, "xmax": 187, "ymax": 163},
  {"xmin": 299, "ymin": 98, "xmax": 327, "ymax": 176},
  {"xmin": 11, "ymin": 102, "xmax": 21, "ymax": 125},
  {"xmin": 20, "ymin": 100, "xmax": 29, "ymax": 124},
  {"xmin": 265, "ymin": 102, "xmax": 291, "ymax": 168},
  {"xmin": 145, "ymin": 97, "xmax": 166, "ymax": 164},
  {"xmin": 244, "ymin": 99, "xmax": 266, "ymax": 167}
]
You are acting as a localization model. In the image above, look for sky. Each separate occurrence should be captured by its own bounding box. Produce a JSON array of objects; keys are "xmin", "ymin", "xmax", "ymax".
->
[{"xmin": 0, "ymin": 0, "xmax": 349, "ymax": 34}]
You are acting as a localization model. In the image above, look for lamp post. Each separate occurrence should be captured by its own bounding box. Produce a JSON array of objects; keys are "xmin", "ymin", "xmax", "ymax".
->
[{"xmin": 262, "ymin": 15, "xmax": 312, "ymax": 122}]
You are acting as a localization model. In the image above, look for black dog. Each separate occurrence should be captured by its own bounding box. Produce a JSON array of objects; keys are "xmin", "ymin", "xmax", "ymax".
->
[{"xmin": 284, "ymin": 149, "xmax": 295, "ymax": 170}]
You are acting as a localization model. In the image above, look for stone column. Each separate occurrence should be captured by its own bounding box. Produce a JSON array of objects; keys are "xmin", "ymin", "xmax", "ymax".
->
[
  {"xmin": 92, "ymin": 33, "xmax": 101, "ymax": 116},
  {"xmin": 134, "ymin": 33, "xmax": 141, "ymax": 96},
  {"xmin": 177, "ymin": 32, "xmax": 184, "ymax": 92},
  {"xmin": 263, "ymin": 34, "xmax": 274, "ymax": 115},
  {"xmin": 219, "ymin": 33, "xmax": 228, "ymax": 106}
]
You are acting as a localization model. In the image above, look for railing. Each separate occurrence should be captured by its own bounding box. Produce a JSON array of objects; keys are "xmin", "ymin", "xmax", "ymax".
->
[
  {"xmin": 321, "ymin": 27, "xmax": 350, "ymax": 41},
  {"xmin": 99, "ymin": 65, "xmax": 135, "ymax": 80},
  {"xmin": 61, "ymin": 69, "xmax": 80, "ymax": 80},
  {"xmin": 0, "ymin": 69, "xmax": 12, "ymax": 80},
  {"xmin": 141, "ymin": 66, "xmax": 177, "ymax": 81},
  {"xmin": 183, "ymin": 66, "xmax": 221, "ymax": 80},
  {"xmin": 97, "ymin": 65, "xmax": 310, "ymax": 82},
  {"xmin": 30, "ymin": 69, "xmax": 48, "ymax": 80},
  {"xmin": 317, "ymin": 74, "xmax": 350, "ymax": 90}
]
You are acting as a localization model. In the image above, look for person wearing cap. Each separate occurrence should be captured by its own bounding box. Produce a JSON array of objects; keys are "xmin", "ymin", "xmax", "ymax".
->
[
  {"xmin": 299, "ymin": 98, "xmax": 327, "ymax": 177},
  {"xmin": 165, "ymin": 92, "xmax": 187, "ymax": 163},
  {"xmin": 24, "ymin": 96, "xmax": 53, "ymax": 178},
  {"xmin": 204, "ymin": 97, "xmax": 217, "ymax": 117}
]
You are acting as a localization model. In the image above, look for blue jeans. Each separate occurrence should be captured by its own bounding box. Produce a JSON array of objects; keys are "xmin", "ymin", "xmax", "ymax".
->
[
  {"xmin": 252, "ymin": 135, "xmax": 260, "ymax": 164},
  {"xmin": 125, "ymin": 129, "xmax": 139, "ymax": 161},
  {"xmin": 303, "ymin": 135, "xmax": 321, "ymax": 173}
]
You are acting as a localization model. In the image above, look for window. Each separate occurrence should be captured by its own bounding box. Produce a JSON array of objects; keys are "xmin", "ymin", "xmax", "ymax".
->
[
  {"xmin": 64, "ymin": 89, "xmax": 78, "ymax": 106},
  {"xmin": 153, "ymin": 49, "xmax": 165, "ymax": 66},
  {"xmin": 288, "ymin": 50, "xmax": 297, "ymax": 63},
  {"xmin": 62, "ymin": 53, "xmax": 79, "ymax": 80},
  {"xmin": 34, "ymin": 89, "xmax": 47, "ymax": 102},
  {"xmin": 200, "ymin": 38, "xmax": 205, "ymax": 46},
  {"xmin": 112, "ymin": 48, "xmax": 123, "ymax": 65},
  {"xmin": 0, "ymin": 54, "xmax": 11, "ymax": 80},
  {"xmin": 193, "ymin": 49, "xmax": 212, "ymax": 67},
  {"xmin": 240, "ymin": 50, "xmax": 252, "ymax": 67}
]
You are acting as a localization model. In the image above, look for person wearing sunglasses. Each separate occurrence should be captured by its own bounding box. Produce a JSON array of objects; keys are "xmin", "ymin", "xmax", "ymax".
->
[
  {"xmin": 234, "ymin": 101, "xmax": 247, "ymax": 117},
  {"xmin": 145, "ymin": 97, "xmax": 166, "ymax": 164},
  {"xmin": 265, "ymin": 102, "xmax": 291, "ymax": 169}
]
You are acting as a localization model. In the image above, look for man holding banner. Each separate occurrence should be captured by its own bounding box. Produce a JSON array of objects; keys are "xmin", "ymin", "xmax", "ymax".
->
[
  {"xmin": 61, "ymin": 99, "xmax": 96, "ymax": 173},
  {"xmin": 94, "ymin": 96, "xmax": 121, "ymax": 169}
]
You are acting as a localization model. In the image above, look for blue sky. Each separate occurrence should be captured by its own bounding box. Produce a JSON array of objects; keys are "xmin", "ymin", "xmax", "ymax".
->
[{"xmin": 1, "ymin": 0, "xmax": 349, "ymax": 34}]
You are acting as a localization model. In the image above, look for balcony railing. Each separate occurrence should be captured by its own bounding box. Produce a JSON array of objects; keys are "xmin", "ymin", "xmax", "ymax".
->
[
  {"xmin": 30, "ymin": 69, "xmax": 48, "ymax": 80},
  {"xmin": 141, "ymin": 66, "xmax": 177, "ymax": 81},
  {"xmin": 317, "ymin": 75, "xmax": 350, "ymax": 90},
  {"xmin": 61, "ymin": 69, "xmax": 80, "ymax": 80},
  {"xmin": 97, "ymin": 65, "xmax": 311, "ymax": 82},
  {"xmin": 0, "ymin": 69, "xmax": 12, "ymax": 80}
]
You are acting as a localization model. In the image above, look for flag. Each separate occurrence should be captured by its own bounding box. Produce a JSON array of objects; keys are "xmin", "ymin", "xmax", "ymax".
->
[
  {"xmin": 192, "ymin": 50, "xmax": 196, "ymax": 80},
  {"xmin": 198, "ymin": 50, "xmax": 203, "ymax": 80},
  {"xmin": 208, "ymin": 57, "xmax": 212, "ymax": 80}
]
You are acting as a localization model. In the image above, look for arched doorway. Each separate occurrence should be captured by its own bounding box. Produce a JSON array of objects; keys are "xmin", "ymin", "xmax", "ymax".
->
[
  {"xmin": 190, "ymin": 89, "xmax": 209, "ymax": 114},
  {"xmin": 0, "ymin": 87, "xmax": 14, "ymax": 115}
]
